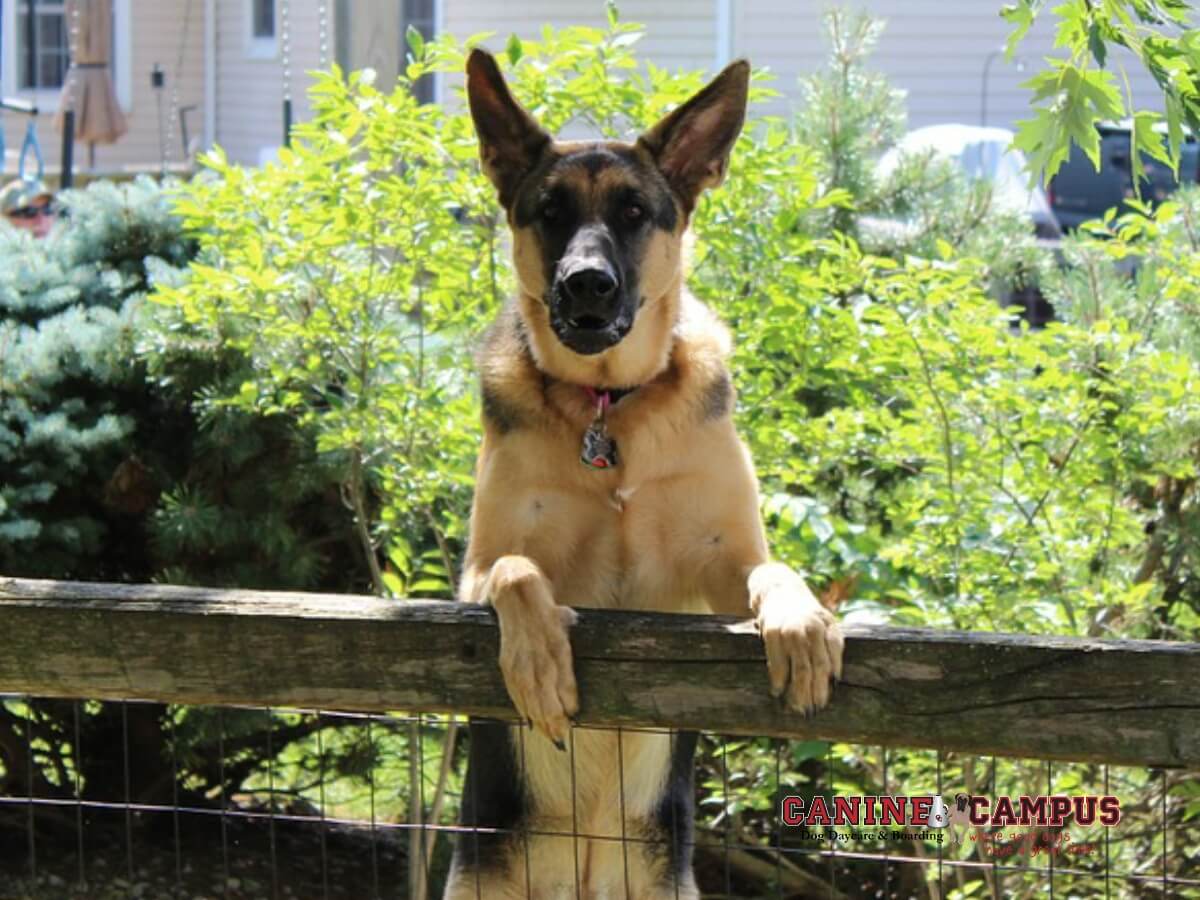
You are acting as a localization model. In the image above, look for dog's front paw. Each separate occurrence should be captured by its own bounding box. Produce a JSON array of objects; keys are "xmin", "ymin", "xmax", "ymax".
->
[
  {"xmin": 487, "ymin": 556, "xmax": 579, "ymax": 746},
  {"xmin": 749, "ymin": 562, "xmax": 844, "ymax": 714}
]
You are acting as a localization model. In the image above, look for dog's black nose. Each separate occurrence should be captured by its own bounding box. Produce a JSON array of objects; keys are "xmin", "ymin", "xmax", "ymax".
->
[{"xmin": 563, "ymin": 267, "xmax": 618, "ymax": 304}]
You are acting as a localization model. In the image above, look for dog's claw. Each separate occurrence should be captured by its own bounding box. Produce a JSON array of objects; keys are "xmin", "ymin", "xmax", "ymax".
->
[{"xmin": 553, "ymin": 738, "xmax": 566, "ymax": 752}]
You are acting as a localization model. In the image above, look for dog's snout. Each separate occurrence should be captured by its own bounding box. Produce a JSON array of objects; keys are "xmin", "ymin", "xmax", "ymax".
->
[{"xmin": 563, "ymin": 266, "xmax": 618, "ymax": 304}]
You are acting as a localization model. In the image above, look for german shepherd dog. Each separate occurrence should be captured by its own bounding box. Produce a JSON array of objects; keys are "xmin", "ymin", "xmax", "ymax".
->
[{"xmin": 445, "ymin": 49, "xmax": 845, "ymax": 898}]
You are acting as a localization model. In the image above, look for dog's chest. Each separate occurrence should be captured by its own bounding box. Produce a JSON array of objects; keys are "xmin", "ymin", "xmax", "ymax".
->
[{"xmin": 517, "ymin": 465, "xmax": 725, "ymax": 613}]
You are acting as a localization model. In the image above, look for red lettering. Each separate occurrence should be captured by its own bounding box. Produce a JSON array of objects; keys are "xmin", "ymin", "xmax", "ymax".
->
[
  {"xmin": 1073, "ymin": 796, "xmax": 1097, "ymax": 826},
  {"xmin": 782, "ymin": 797, "xmax": 804, "ymax": 826},
  {"xmin": 992, "ymin": 796, "xmax": 1017, "ymax": 826},
  {"xmin": 807, "ymin": 795, "xmax": 832, "ymax": 826},
  {"xmin": 863, "ymin": 796, "xmax": 878, "ymax": 825},
  {"xmin": 909, "ymin": 796, "xmax": 932, "ymax": 825},
  {"xmin": 1099, "ymin": 796, "xmax": 1121, "ymax": 826},
  {"xmin": 1049, "ymin": 795, "xmax": 1072, "ymax": 827},
  {"xmin": 1018, "ymin": 795, "xmax": 1047, "ymax": 826},
  {"xmin": 969, "ymin": 796, "xmax": 990, "ymax": 826},
  {"xmin": 833, "ymin": 796, "xmax": 861, "ymax": 826},
  {"xmin": 880, "ymin": 796, "xmax": 907, "ymax": 825}
]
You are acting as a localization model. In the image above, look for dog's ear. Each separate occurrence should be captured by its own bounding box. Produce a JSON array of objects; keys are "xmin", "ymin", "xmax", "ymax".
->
[
  {"xmin": 466, "ymin": 48, "xmax": 551, "ymax": 207},
  {"xmin": 637, "ymin": 60, "xmax": 750, "ymax": 213}
]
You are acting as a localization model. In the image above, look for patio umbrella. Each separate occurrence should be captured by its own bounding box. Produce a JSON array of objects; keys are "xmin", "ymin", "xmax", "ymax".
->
[{"xmin": 56, "ymin": 0, "xmax": 128, "ymax": 166}]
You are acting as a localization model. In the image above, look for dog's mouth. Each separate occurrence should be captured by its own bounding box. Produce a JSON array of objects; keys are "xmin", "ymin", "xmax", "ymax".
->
[
  {"xmin": 549, "ymin": 295, "xmax": 633, "ymax": 355},
  {"xmin": 569, "ymin": 314, "xmax": 607, "ymax": 330}
]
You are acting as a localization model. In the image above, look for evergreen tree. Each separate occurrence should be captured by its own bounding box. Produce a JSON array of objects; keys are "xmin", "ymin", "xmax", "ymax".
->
[{"xmin": 0, "ymin": 178, "xmax": 189, "ymax": 579}]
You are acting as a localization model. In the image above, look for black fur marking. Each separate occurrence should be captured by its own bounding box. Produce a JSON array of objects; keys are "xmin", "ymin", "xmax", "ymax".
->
[
  {"xmin": 654, "ymin": 731, "xmax": 699, "ymax": 883},
  {"xmin": 454, "ymin": 719, "xmax": 527, "ymax": 872},
  {"xmin": 608, "ymin": 146, "xmax": 678, "ymax": 232},
  {"xmin": 482, "ymin": 385, "xmax": 524, "ymax": 434},
  {"xmin": 701, "ymin": 371, "xmax": 733, "ymax": 420},
  {"xmin": 577, "ymin": 146, "xmax": 629, "ymax": 176},
  {"xmin": 511, "ymin": 153, "xmax": 568, "ymax": 228}
]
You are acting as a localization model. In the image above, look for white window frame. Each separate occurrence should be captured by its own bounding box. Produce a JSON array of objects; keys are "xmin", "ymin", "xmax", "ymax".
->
[
  {"xmin": 0, "ymin": 0, "xmax": 131, "ymax": 112},
  {"xmin": 245, "ymin": 0, "xmax": 278, "ymax": 60}
]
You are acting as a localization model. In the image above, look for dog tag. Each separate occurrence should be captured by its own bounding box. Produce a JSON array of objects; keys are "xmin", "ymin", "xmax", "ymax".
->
[
  {"xmin": 580, "ymin": 388, "xmax": 620, "ymax": 469},
  {"xmin": 581, "ymin": 417, "xmax": 619, "ymax": 469}
]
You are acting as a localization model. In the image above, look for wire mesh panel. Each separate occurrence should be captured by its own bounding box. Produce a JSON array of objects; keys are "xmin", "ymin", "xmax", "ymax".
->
[{"xmin": 1, "ymin": 695, "xmax": 1197, "ymax": 899}]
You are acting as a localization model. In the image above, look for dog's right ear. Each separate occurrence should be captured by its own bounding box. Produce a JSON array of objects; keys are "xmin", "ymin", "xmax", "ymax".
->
[{"xmin": 466, "ymin": 48, "xmax": 551, "ymax": 207}]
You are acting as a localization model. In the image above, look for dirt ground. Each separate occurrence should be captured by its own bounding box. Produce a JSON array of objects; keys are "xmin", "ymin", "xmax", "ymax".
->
[{"xmin": 0, "ymin": 807, "xmax": 418, "ymax": 900}]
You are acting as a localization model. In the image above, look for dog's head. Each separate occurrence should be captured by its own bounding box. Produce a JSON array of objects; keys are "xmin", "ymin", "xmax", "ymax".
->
[{"xmin": 466, "ymin": 49, "xmax": 748, "ymax": 378}]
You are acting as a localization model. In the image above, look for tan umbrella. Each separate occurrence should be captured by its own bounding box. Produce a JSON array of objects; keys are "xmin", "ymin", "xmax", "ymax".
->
[{"xmin": 56, "ymin": 0, "xmax": 129, "ymax": 165}]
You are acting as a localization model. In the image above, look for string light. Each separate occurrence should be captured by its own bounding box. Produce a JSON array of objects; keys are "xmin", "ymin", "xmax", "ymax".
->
[
  {"xmin": 64, "ymin": 1, "xmax": 81, "ymax": 114},
  {"xmin": 317, "ymin": 0, "xmax": 329, "ymax": 70},
  {"xmin": 280, "ymin": 0, "xmax": 292, "ymax": 103},
  {"xmin": 164, "ymin": 0, "xmax": 193, "ymax": 167}
]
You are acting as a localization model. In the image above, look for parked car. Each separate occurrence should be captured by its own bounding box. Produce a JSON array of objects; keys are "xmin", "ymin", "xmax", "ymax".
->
[
  {"xmin": 876, "ymin": 124, "xmax": 1063, "ymax": 240},
  {"xmin": 1048, "ymin": 121, "xmax": 1200, "ymax": 231},
  {"xmin": 872, "ymin": 124, "xmax": 1060, "ymax": 325}
]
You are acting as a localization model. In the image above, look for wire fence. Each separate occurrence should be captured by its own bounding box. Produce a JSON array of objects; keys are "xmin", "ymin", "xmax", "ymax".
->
[{"xmin": 1, "ymin": 697, "xmax": 1197, "ymax": 899}]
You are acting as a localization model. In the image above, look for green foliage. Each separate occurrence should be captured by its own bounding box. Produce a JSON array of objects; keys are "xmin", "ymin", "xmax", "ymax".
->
[
  {"xmin": 1006, "ymin": 0, "xmax": 1200, "ymax": 184},
  {"xmin": 792, "ymin": 10, "xmax": 1046, "ymax": 298},
  {"xmin": 1040, "ymin": 189, "xmax": 1200, "ymax": 627}
]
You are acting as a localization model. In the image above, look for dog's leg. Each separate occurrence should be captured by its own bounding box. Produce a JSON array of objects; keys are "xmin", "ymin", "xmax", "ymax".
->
[
  {"xmin": 699, "ymin": 442, "xmax": 845, "ymax": 713},
  {"xmin": 465, "ymin": 555, "xmax": 579, "ymax": 745},
  {"xmin": 747, "ymin": 561, "xmax": 844, "ymax": 713}
]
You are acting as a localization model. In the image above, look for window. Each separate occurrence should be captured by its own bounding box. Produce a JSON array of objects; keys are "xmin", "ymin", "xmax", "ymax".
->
[
  {"xmin": 246, "ymin": 0, "xmax": 277, "ymax": 58},
  {"xmin": 403, "ymin": 0, "xmax": 438, "ymax": 104},
  {"xmin": 16, "ymin": 0, "xmax": 69, "ymax": 91},
  {"xmin": 1, "ymin": 1, "xmax": 129, "ymax": 109},
  {"xmin": 252, "ymin": 0, "xmax": 275, "ymax": 40}
]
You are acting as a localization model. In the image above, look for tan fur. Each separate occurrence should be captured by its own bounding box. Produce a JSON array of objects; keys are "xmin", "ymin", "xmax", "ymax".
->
[{"xmin": 447, "ymin": 50, "xmax": 844, "ymax": 898}]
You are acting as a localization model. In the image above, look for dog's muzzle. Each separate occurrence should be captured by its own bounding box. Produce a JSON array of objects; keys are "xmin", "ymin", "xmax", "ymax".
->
[{"xmin": 549, "ymin": 261, "xmax": 632, "ymax": 355}]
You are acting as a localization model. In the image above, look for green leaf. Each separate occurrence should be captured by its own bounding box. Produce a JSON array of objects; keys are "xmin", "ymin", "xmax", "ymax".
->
[
  {"xmin": 381, "ymin": 570, "xmax": 405, "ymax": 597},
  {"xmin": 406, "ymin": 24, "xmax": 425, "ymax": 61},
  {"xmin": 506, "ymin": 33, "xmax": 523, "ymax": 66},
  {"xmin": 1002, "ymin": 2, "xmax": 1037, "ymax": 60},
  {"xmin": 1087, "ymin": 22, "xmax": 1107, "ymax": 67}
]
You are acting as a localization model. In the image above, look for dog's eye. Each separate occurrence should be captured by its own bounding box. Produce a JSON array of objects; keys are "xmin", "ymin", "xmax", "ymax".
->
[
  {"xmin": 623, "ymin": 203, "xmax": 645, "ymax": 224},
  {"xmin": 540, "ymin": 204, "xmax": 560, "ymax": 223}
]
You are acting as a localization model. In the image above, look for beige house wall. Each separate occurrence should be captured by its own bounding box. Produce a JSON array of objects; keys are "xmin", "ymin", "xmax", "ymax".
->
[
  {"xmin": 213, "ymin": 0, "xmax": 330, "ymax": 166},
  {"xmin": 0, "ymin": 2, "xmax": 1176, "ymax": 178},
  {"xmin": 737, "ymin": 0, "xmax": 1165, "ymax": 129},
  {"xmin": 2, "ymin": 0, "xmax": 204, "ymax": 178},
  {"xmin": 2, "ymin": 0, "xmax": 331, "ymax": 178}
]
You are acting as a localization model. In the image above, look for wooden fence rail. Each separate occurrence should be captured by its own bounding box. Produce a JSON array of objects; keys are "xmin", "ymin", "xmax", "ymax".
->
[{"xmin": 1, "ymin": 577, "xmax": 1198, "ymax": 768}]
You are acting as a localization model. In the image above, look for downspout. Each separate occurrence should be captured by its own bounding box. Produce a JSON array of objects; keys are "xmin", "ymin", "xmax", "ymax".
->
[
  {"xmin": 715, "ymin": 0, "xmax": 733, "ymax": 68},
  {"xmin": 203, "ymin": 0, "xmax": 215, "ymax": 150}
]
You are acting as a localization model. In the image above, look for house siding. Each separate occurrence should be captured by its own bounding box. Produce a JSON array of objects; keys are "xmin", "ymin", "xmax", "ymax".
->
[
  {"xmin": 2, "ymin": 0, "xmax": 204, "ymax": 178},
  {"xmin": 443, "ymin": 0, "xmax": 1165, "ymax": 135},
  {"xmin": 0, "ymin": 2, "xmax": 1175, "ymax": 177},
  {"xmin": 736, "ymin": 0, "xmax": 1164, "ymax": 130},
  {"xmin": 213, "ymin": 0, "xmax": 330, "ymax": 166}
]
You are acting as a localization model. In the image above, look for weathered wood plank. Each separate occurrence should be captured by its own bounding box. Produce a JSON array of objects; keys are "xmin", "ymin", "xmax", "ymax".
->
[{"xmin": 1, "ymin": 577, "xmax": 1198, "ymax": 767}]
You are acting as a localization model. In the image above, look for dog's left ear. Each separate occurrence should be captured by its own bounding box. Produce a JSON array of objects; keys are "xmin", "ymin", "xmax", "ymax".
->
[
  {"xmin": 637, "ymin": 60, "xmax": 750, "ymax": 214},
  {"xmin": 466, "ymin": 48, "xmax": 551, "ymax": 207}
]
